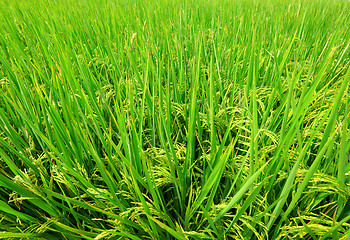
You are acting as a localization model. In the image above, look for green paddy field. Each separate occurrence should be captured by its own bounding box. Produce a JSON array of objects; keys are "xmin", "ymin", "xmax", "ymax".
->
[{"xmin": 0, "ymin": 0, "xmax": 349, "ymax": 239}]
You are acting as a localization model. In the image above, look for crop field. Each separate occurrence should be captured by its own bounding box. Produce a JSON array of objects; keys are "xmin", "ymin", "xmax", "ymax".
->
[{"xmin": 0, "ymin": 0, "xmax": 350, "ymax": 239}]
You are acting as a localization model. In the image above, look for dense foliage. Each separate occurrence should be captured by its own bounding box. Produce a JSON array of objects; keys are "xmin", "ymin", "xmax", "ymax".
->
[{"xmin": 0, "ymin": 0, "xmax": 349, "ymax": 239}]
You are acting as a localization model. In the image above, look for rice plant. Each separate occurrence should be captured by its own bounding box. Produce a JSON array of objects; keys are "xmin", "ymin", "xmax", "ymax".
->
[{"xmin": 0, "ymin": 0, "xmax": 349, "ymax": 239}]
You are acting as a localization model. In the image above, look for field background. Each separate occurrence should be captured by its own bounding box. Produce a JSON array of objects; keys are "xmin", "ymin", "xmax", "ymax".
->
[{"xmin": 0, "ymin": 0, "xmax": 350, "ymax": 239}]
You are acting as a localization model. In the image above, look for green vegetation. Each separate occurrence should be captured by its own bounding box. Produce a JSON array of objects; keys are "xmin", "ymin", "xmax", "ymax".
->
[{"xmin": 0, "ymin": 0, "xmax": 349, "ymax": 239}]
